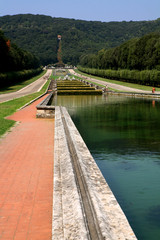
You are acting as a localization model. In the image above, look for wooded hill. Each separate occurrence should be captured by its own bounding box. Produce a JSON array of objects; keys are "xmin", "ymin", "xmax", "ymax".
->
[
  {"xmin": 0, "ymin": 30, "xmax": 41, "ymax": 88},
  {"xmin": 78, "ymin": 33, "xmax": 160, "ymax": 87},
  {"xmin": 0, "ymin": 29, "xmax": 40, "ymax": 72},
  {"xmin": 79, "ymin": 32, "xmax": 160, "ymax": 71},
  {"xmin": 0, "ymin": 14, "xmax": 160, "ymax": 65}
]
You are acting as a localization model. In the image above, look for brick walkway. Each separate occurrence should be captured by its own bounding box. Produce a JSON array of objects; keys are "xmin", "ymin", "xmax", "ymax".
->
[{"xmin": 0, "ymin": 95, "xmax": 54, "ymax": 240}]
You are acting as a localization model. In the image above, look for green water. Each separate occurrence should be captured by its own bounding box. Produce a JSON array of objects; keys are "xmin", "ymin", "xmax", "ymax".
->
[{"xmin": 53, "ymin": 94, "xmax": 160, "ymax": 240}]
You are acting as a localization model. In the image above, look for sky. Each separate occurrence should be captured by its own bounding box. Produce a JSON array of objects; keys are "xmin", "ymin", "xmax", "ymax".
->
[{"xmin": 0, "ymin": 0, "xmax": 160, "ymax": 22}]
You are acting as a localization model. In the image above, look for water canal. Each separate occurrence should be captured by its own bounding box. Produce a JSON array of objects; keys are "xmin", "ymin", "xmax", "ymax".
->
[{"xmin": 53, "ymin": 94, "xmax": 160, "ymax": 240}]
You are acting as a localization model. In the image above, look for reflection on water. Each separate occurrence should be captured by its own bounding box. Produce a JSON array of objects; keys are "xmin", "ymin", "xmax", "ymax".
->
[{"xmin": 53, "ymin": 94, "xmax": 160, "ymax": 240}]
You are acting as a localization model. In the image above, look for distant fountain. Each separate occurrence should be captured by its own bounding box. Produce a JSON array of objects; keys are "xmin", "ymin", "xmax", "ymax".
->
[{"xmin": 55, "ymin": 35, "xmax": 65, "ymax": 68}]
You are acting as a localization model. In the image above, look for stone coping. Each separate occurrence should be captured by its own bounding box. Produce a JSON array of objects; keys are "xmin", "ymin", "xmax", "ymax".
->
[
  {"xmin": 107, "ymin": 91, "xmax": 160, "ymax": 98},
  {"xmin": 36, "ymin": 93, "xmax": 55, "ymax": 118},
  {"xmin": 53, "ymin": 106, "xmax": 137, "ymax": 240},
  {"xmin": 36, "ymin": 92, "xmax": 54, "ymax": 109}
]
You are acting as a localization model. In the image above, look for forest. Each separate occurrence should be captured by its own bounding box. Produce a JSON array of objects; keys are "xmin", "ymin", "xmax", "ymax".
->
[
  {"xmin": 0, "ymin": 29, "xmax": 40, "ymax": 72},
  {"xmin": 0, "ymin": 14, "xmax": 160, "ymax": 65},
  {"xmin": 0, "ymin": 30, "xmax": 41, "ymax": 87},
  {"xmin": 78, "ymin": 33, "xmax": 160, "ymax": 86},
  {"xmin": 79, "ymin": 32, "xmax": 160, "ymax": 71}
]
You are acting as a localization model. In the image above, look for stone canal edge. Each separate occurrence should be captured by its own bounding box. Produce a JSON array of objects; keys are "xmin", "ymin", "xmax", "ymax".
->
[
  {"xmin": 0, "ymin": 93, "xmax": 137, "ymax": 239},
  {"xmin": 53, "ymin": 106, "xmax": 137, "ymax": 239}
]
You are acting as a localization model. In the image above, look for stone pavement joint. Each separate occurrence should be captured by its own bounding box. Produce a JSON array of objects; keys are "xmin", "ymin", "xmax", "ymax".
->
[{"xmin": 0, "ymin": 95, "xmax": 54, "ymax": 240}]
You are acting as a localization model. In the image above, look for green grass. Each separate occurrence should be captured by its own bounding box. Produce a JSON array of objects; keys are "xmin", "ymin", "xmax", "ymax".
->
[
  {"xmin": 0, "ymin": 79, "xmax": 50, "ymax": 137},
  {"xmin": 0, "ymin": 70, "xmax": 47, "ymax": 94},
  {"xmin": 75, "ymin": 69, "xmax": 160, "ymax": 92}
]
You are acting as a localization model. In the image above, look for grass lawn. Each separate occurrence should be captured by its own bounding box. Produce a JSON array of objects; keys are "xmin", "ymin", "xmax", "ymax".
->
[
  {"xmin": 0, "ymin": 79, "xmax": 50, "ymax": 137},
  {"xmin": 75, "ymin": 69, "xmax": 160, "ymax": 92},
  {"xmin": 0, "ymin": 70, "xmax": 47, "ymax": 94}
]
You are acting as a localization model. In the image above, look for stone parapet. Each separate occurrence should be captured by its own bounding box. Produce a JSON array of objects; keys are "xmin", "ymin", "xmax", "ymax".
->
[
  {"xmin": 36, "ymin": 93, "xmax": 55, "ymax": 118},
  {"xmin": 53, "ymin": 106, "xmax": 137, "ymax": 240},
  {"xmin": 53, "ymin": 106, "xmax": 89, "ymax": 239}
]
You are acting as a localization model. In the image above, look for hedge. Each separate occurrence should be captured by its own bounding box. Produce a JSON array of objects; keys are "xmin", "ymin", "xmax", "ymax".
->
[
  {"xmin": 78, "ymin": 66, "xmax": 160, "ymax": 87},
  {"xmin": 0, "ymin": 68, "xmax": 42, "ymax": 88},
  {"xmin": 57, "ymin": 84, "xmax": 90, "ymax": 87},
  {"xmin": 57, "ymin": 87, "xmax": 96, "ymax": 90},
  {"xmin": 57, "ymin": 90, "xmax": 102, "ymax": 95}
]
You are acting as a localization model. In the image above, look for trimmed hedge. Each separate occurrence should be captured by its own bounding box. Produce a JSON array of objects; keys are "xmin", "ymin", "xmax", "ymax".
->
[
  {"xmin": 57, "ymin": 90, "xmax": 102, "ymax": 95},
  {"xmin": 57, "ymin": 80, "xmax": 82, "ymax": 83},
  {"xmin": 0, "ymin": 68, "xmax": 42, "ymax": 88},
  {"xmin": 57, "ymin": 84, "xmax": 88, "ymax": 87},
  {"xmin": 56, "ymin": 78, "xmax": 102, "ymax": 94},
  {"xmin": 57, "ymin": 83, "xmax": 85, "ymax": 86},
  {"xmin": 78, "ymin": 66, "xmax": 160, "ymax": 87},
  {"xmin": 57, "ymin": 87, "xmax": 96, "ymax": 90}
]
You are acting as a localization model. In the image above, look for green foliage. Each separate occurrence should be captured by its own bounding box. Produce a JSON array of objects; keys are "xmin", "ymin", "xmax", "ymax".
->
[
  {"xmin": 75, "ymin": 68, "xmax": 160, "ymax": 91},
  {"xmin": 0, "ymin": 68, "xmax": 42, "ymax": 88},
  {"xmin": 57, "ymin": 90, "xmax": 102, "ymax": 95},
  {"xmin": 57, "ymin": 79, "xmax": 102, "ymax": 94},
  {"xmin": 78, "ymin": 66, "xmax": 160, "ymax": 87},
  {"xmin": 1, "ymin": 14, "xmax": 160, "ymax": 65},
  {"xmin": 57, "ymin": 81, "xmax": 85, "ymax": 85},
  {"xmin": 58, "ymin": 87, "xmax": 95, "ymax": 90},
  {"xmin": 0, "ymin": 70, "xmax": 46, "ymax": 93},
  {"xmin": 0, "ymin": 30, "xmax": 40, "ymax": 73},
  {"xmin": 79, "ymin": 33, "xmax": 160, "ymax": 71},
  {"xmin": 78, "ymin": 32, "xmax": 160, "ymax": 86}
]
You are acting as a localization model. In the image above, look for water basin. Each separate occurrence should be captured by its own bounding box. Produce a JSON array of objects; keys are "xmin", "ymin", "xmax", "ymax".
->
[{"xmin": 52, "ymin": 94, "xmax": 160, "ymax": 240}]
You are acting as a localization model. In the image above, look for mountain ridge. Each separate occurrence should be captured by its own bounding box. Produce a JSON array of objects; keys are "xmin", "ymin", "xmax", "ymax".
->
[{"xmin": 0, "ymin": 14, "xmax": 160, "ymax": 65}]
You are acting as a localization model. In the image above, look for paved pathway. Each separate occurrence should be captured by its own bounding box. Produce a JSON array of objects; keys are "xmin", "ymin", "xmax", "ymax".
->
[
  {"xmin": 69, "ymin": 69, "xmax": 157, "ymax": 94},
  {"xmin": 0, "ymin": 95, "xmax": 54, "ymax": 240},
  {"xmin": 0, "ymin": 69, "xmax": 52, "ymax": 103}
]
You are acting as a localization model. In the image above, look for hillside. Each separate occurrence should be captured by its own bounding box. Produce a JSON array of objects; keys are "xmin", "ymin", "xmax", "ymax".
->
[
  {"xmin": 0, "ymin": 29, "xmax": 40, "ymax": 72},
  {"xmin": 79, "ymin": 32, "xmax": 160, "ymax": 71},
  {"xmin": 0, "ymin": 14, "xmax": 160, "ymax": 65},
  {"xmin": 78, "ymin": 32, "xmax": 160, "ymax": 87}
]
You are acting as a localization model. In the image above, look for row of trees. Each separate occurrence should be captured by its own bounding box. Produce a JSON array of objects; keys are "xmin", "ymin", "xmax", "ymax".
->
[
  {"xmin": 0, "ymin": 30, "xmax": 40, "ymax": 73},
  {"xmin": 79, "ymin": 32, "xmax": 160, "ymax": 71},
  {"xmin": 78, "ymin": 66, "xmax": 160, "ymax": 87}
]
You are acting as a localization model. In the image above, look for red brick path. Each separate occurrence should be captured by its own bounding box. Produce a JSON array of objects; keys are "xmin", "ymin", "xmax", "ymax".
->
[{"xmin": 0, "ymin": 95, "xmax": 54, "ymax": 240}]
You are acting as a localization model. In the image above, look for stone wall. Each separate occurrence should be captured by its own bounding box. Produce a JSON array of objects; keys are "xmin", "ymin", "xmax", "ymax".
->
[
  {"xmin": 36, "ymin": 93, "xmax": 55, "ymax": 118},
  {"xmin": 52, "ymin": 106, "xmax": 137, "ymax": 240}
]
